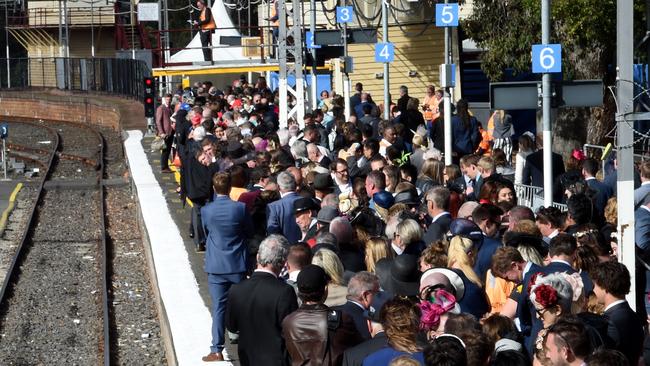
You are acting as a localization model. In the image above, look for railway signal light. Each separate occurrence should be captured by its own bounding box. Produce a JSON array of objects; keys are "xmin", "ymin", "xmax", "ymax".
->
[{"xmin": 144, "ymin": 77, "xmax": 155, "ymax": 118}]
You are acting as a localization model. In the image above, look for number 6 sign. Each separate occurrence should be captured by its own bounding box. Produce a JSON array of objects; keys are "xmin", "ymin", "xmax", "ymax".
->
[{"xmin": 532, "ymin": 44, "xmax": 562, "ymax": 73}]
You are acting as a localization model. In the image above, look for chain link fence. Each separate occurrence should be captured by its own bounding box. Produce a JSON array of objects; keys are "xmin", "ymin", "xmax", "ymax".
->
[{"xmin": 0, "ymin": 57, "xmax": 150, "ymax": 100}]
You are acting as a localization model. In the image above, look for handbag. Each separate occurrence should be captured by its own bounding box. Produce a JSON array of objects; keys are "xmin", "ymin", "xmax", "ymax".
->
[
  {"xmin": 151, "ymin": 136, "xmax": 166, "ymax": 151},
  {"xmin": 172, "ymin": 153, "xmax": 182, "ymax": 168}
]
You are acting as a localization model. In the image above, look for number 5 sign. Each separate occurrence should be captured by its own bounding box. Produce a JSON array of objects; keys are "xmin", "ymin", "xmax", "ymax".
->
[
  {"xmin": 435, "ymin": 3, "xmax": 459, "ymax": 27},
  {"xmin": 375, "ymin": 43, "xmax": 395, "ymax": 63},
  {"xmin": 532, "ymin": 44, "xmax": 562, "ymax": 73}
]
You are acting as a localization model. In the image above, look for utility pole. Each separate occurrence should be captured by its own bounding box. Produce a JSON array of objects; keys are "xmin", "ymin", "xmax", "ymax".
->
[
  {"xmin": 443, "ymin": 0, "xmax": 452, "ymax": 165},
  {"xmin": 5, "ymin": 8, "xmax": 10, "ymax": 87},
  {"xmin": 342, "ymin": 0, "xmax": 351, "ymax": 121},
  {"xmin": 277, "ymin": 0, "xmax": 305, "ymax": 128},
  {"xmin": 616, "ymin": 0, "xmax": 636, "ymax": 310},
  {"xmin": 310, "ymin": 0, "xmax": 317, "ymax": 110},
  {"xmin": 91, "ymin": 0, "xmax": 95, "ymax": 57},
  {"xmin": 541, "ymin": 0, "xmax": 553, "ymax": 207},
  {"xmin": 382, "ymin": 0, "xmax": 389, "ymax": 121}
]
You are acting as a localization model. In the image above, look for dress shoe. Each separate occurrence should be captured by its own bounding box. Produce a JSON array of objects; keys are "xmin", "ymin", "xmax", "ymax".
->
[
  {"xmin": 202, "ymin": 352, "xmax": 224, "ymax": 362},
  {"xmin": 161, "ymin": 168, "xmax": 173, "ymax": 173},
  {"xmin": 196, "ymin": 243, "xmax": 206, "ymax": 253}
]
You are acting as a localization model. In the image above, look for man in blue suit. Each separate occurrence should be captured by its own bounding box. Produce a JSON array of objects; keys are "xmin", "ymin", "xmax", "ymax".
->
[
  {"xmin": 471, "ymin": 203, "xmax": 504, "ymax": 281},
  {"xmin": 267, "ymin": 171, "xmax": 302, "ymax": 244},
  {"xmin": 635, "ymin": 161, "xmax": 650, "ymax": 208},
  {"xmin": 201, "ymin": 172, "xmax": 253, "ymax": 362}
]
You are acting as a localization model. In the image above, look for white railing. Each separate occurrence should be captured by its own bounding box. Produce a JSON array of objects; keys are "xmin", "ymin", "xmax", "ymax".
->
[{"xmin": 513, "ymin": 183, "xmax": 567, "ymax": 212}]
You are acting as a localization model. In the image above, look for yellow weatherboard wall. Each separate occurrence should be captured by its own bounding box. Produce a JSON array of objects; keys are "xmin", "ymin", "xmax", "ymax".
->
[{"xmin": 347, "ymin": 23, "xmax": 447, "ymax": 106}]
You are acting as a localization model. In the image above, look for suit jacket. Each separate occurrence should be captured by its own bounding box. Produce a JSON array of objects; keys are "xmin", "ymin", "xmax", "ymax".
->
[
  {"xmin": 342, "ymin": 332, "xmax": 388, "ymax": 366},
  {"xmin": 605, "ymin": 301, "xmax": 644, "ymax": 366},
  {"xmin": 318, "ymin": 155, "xmax": 332, "ymax": 169},
  {"xmin": 423, "ymin": 213, "xmax": 451, "ymax": 245},
  {"xmin": 267, "ymin": 192, "xmax": 302, "ymax": 244},
  {"xmin": 635, "ymin": 183, "xmax": 650, "ymax": 208},
  {"xmin": 226, "ymin": 271, "xmax": 299, "ymax": 366},
  {"xmin": 474, "ymin": 235, "xmax": 502, "ymax": 282},
  {"xmin": 336, "ymin": 301, "xmax": 372, "ymax": 340},
  {"xmin": 516, "ymin": 262, "xmax": 544, "ymax": 355},
  {"xmin": 359, "ymin": 115, "xmax": 380, "ymax": 138},
  {"xmin": 201, "ymin": 195, "xmax": 252, "ymax": 274},
  {"xmin": 522, "ymin": 150, "xmax": 565, "ymax": 201},
  {"xmin": 636, "ymin": 206, "xmax": 650, "ymax": 252},
  {"xmin": 586, "ymin": 178, "xmax": 613, "ymax": 214}
]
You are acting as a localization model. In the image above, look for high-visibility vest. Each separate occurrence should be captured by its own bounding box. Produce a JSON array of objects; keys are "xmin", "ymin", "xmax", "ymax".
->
[
  {"xmin": 200, "ymin": 8, "xmax": 216, "ymax": 30},
  {"xmin": 270, "ymin": 2, "xmax": 279, "ymax": 27}
]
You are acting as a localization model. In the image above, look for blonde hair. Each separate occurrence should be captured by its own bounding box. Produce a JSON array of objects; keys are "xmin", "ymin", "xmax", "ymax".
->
[
  {"xmin": 419, "ymin": 158, "xmax": 445, "ymax": 184},
  {"xmin": 447, "ymin": 236, "xmax": 483, "ymax": 287},
  {"xmin": 389, "ymin": 355, "xmax": 421, "ymax": 366},
  {"xmin": 365, "ymin": 237, "xmax": 393, "ymax": 273},
  {"xmin": 312, "ymin": 249, "xmax": 345, "ymax": 285},
  {"xmin": 396, "ymin": 218, "xmax": 423, "ymax": 245}
]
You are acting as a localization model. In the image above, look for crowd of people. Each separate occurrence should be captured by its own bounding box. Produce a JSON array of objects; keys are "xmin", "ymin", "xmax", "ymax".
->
[{"xmin": 153, "ymin": 76, "xmax": 650, "ymax": 365}]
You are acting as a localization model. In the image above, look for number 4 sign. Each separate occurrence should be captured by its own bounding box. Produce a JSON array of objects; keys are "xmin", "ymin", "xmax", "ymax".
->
[
  {"xmin": 532, "ymin": 44, "xmax": 562, "ymax": 73},
  {"xmin": 375, "ymin": 43, "xmax": 395, "ymax": 63}
]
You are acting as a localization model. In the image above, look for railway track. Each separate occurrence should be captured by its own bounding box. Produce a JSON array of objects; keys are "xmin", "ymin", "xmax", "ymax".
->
[{"xmin": 0, "ymin": 120, "xmax": 111, "ymax": 365}]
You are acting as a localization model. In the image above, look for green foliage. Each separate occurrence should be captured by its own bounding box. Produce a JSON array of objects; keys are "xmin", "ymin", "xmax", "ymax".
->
[{"xmin": 463, "ymin": 0, "xmax": 642, "ymax": 81}]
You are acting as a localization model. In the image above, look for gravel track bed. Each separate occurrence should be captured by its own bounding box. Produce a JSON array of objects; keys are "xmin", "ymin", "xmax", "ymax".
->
[
  {"xmin": 0, "ymin": 187, "xmax": 39, "ymax": 287},
  {"xmin": 52, "ymin": 123, "xmax": 101, "ymax": 160},
  {"xmin": 5, "ymin": 121, "xmax": 54, "ymax": 148},
  {"xmin": 97, "ymin": 127, "xmax": 127, "ymax": 180},
  {"xmin": 50, "ymin": 157, "xmax": 101, "ymax": 181},
  {"xmin": 106, "ymin": 187, "xmax": 166, "ymax": 365},
  {"xmin": 0, "ymin": 189, "xmax": 104, "ymax": 365}
]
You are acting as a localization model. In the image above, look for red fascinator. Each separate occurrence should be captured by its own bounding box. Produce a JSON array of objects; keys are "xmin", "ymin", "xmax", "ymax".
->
[
  {"xmin": 571, "ymin": 149, "xmax": 586, "ymax": 161},
  {"xmin": 533, "ymin": 283, "xmax": 558, "ymax": 309}
]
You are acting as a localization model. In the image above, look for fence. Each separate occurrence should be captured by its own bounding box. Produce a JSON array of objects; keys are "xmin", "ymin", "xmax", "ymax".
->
[
  {"xmin": 0, "ymin": 57, "xmax": 150, "ymax": 100},
  {"xmin": 514, "ymin": 183, "xmax": 567, "ymax": 211}
]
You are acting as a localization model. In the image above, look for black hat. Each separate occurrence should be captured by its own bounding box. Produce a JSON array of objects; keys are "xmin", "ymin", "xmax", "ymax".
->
[
  {"xmin": 294, "ymin": 197, "xmax": 318, "ymax": 214},
  {"xmin": 388, "ymin": 254, "xmax": 421, "ymax": 297},
  {"xmin": 227, "ymin": 141, "xmax": 245, "ymax": 159},
  {"xmin": 297, "ymin": 264, "xmax": 330, "ymax": 293},
  {"xmin": 393, "ymin": 189, "xmax": 420, "ymax": 206},
  {"xmin": 313, "ymin": 173, "xmax": 335, "ymax": 191},
  {"xmin": 448, "ymin": 218, "xmax": 484, "ymax": 248}
]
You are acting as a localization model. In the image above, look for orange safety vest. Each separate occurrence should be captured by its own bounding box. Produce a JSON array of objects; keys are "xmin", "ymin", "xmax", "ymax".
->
[
  {"xmin": 270, "ymin": 2, "xmax": 279, "ymax": 27},
  {"xmin": 200, "ymin": 8, "xmax": 216, "ymax": 30}
]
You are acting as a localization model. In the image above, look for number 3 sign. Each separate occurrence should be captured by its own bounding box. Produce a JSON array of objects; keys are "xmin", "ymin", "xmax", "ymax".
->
[{"xmin": 532, "ymin": 44, "xmax": 562, "ymax": 73}]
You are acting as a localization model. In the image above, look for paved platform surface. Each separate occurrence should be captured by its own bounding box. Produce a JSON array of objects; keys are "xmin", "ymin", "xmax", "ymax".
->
[{"xmin": 127, "ymin": 131, "xmax": 240, "ymax": 365}]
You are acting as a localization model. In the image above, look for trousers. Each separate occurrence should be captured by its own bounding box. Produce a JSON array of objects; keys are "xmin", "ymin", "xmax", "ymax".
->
[
  {"xmin": 208, "ymin": 272, "xmax": 244, "ymax": 353},
  {"xmin": 200, "ymin": 30, "xmax": 213, "ymax": 62}
]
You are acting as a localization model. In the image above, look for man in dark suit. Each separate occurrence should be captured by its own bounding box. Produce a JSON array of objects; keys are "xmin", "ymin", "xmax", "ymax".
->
[
  {"xmin": 592, "ymin": 261, "xmax": 644, "ymax": 366},
  {"xmin": 350, "ymin": 82, "xmax": 363, "ymax": 111},
  {"xmin": 341, "ymin": 291, "xmax": 390, "ymax": 366},
  {"xmin": 267, "ymin": 171, "xmax": 302, "ymax": 244},
  {"xmin": 471, "ymin": 203, "xmax": 504, "ymax": 281},
  {"xmin": 200, "ymin": 172, "xmax": 253, "ymax": 362},
  {"xmin": 582, "ymin": 158, "xmax": 613, "ymax": 214},
  {"xmin": 226, "ymin": 235, "xmax": 299, "ymax": 366},
  {"xmin": 423, "ymin": 187, "xmax": 452, "ymax": 245},
  {"xmin": 359, "ymin": 104, "xmax": 381, "ymax": 139},
  {"xmin": 522, "ymin": 145, "xmax": 565, "ymax": 201},
  {"xmin": 336, "ymin": 272, "xmax": 380, "ymax": 341}
]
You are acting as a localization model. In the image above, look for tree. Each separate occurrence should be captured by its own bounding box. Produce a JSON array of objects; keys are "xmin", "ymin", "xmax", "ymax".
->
[{"xmin": 463, "ymin": 0, "xmax": 645, "ymax": 153}]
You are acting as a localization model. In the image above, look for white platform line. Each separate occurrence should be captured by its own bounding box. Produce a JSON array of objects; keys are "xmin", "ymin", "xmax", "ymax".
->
[{"xmin": 124, "ymin": 130, "xmax": 233, "ymax": 365}]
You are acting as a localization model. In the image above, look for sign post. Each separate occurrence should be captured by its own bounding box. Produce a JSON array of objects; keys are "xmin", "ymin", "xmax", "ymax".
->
[
  {"xmin": 436, "ymin": 1, "xmax": 459, "ymax": 165},
  {"xmin": 1, "ymin": 123, "xmax": 8, "ymax": 180}
]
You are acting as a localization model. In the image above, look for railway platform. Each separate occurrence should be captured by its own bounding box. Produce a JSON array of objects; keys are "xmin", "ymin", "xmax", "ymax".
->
[{"xmin": 125, "ymin": 130, "xmax": 238, "ymax": 365}]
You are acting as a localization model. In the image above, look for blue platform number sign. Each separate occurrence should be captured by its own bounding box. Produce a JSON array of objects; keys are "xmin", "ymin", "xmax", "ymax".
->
[
  {"xmin": 0, "ymin": 123, "xmax": 7, "ymax": 139},
  {"xmin": 375, "ymin": 43, "xmax": 395, "ymax": 63},
  {"xmin": 305, "ymin": 31, "xmax": 321, "ymax": 49},
  {"xmin": 435, "ymin": 3, "xmax": 459, "ymax": 27},
  {"xmin": 532, "ymin": 44, "xmax": 562, "ymax": 73},
  {"xmin": 336, "ymin": 6, "xmax": 353, "ymax": 24}
]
